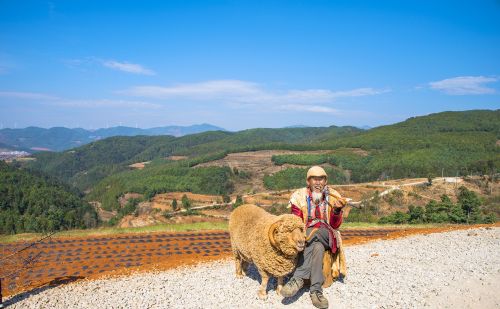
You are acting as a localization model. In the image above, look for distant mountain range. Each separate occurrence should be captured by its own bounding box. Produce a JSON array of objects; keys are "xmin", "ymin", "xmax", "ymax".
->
[{"xmin": 0, "ymin": 123, "xmax": 225, "ymax": 152}]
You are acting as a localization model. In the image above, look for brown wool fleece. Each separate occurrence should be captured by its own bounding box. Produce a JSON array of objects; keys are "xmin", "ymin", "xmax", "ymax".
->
[{"xmin": 229, "ymin": 204, "xmax": 304, "ymax": 277}]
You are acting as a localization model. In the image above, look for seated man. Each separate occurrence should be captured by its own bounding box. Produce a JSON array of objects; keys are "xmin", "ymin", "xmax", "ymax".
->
[{"xmin": 281, "ymin": 166, "xmax": 346, "ymax": 309}]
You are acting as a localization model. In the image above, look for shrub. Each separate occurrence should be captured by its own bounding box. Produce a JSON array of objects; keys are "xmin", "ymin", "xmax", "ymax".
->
[
  {"xmin": 344, "ymin": 207, "xmax": 378, "ymax": 223},
  {"xmin": 379, "ymin": 211, "xmax": 409, "ymax": 224},
  {"xmin": 162, "ymin": 211, "xmax": 173, "ymax": 219},
  {"xmin": 233, "ymin": 195, "xmax": 244, "ymax": 209},
  {"xmin": 222, "ymin": 194, "xmax": 231, "ymax": 203},
  {"xmin": 181, "ymin": 194, "xmax": 191, "ymax": 210},
  {"xmin": 408, "ymin": 205, "xmax": 425, "ymax": 223},
  {"xmin": 457, "ymin": 186, "xmax": 481, "ymax": 223},
  {"xmin": 482, "ymin": 213, "xmax": 497, "ymax": 224}
]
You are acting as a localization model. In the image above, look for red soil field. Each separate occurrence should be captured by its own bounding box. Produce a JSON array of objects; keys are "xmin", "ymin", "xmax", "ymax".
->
[{"xmin": 1, "ymin": 224, "xmax": 496, "ymax": 298}]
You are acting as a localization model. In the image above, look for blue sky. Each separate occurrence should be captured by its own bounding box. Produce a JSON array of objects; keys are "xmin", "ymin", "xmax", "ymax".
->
[{"xmin": 0, "ymin": 0, "xmax": 499, "ymax": 131}]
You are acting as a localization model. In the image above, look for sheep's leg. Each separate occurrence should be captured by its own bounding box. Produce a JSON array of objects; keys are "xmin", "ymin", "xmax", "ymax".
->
[
  {"xmin": 233, "ymin": 250, "xmax": 244, "ymax": 279},
  {"xmin": 339, "ymin": 246, "xmax": 347, "ymax": 278},
  {"xmin": 235, "ymin": 260, "xmax": 244, "ymax": 278},
  {"xmin": 257, "ymin": 270, "xmax": 270, "ymax": 300},
  {"xmin": 276, "ymin": 277, "xmax": 284, "ymax": 296},
  {"xmin": 241, "ymin": 260, "xmax": 249, "ymax": 276},
  {"xmin": 323, "ymin": 251, "xmax": 335, "ymax": 288}
]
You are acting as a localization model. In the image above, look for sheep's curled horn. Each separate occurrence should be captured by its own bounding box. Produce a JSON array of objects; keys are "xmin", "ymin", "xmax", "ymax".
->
[{"xmin": 268, "ymin": 220, "xmax": 280, "ymax": 248}]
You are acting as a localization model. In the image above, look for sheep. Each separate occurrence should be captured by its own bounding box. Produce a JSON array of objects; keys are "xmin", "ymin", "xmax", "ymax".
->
[
  {"xmin": 322, "ymin": 241, "xmax": 347, "ymax": 288},
  {"xmin": 229, "ymin": 204, "xmax": 305, "ymax": 299}
]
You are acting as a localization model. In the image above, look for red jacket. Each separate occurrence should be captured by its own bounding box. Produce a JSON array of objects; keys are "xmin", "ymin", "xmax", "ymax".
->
[{"xmin": 289, "ymin": 187, "xmax": 343, "ymax": 252}]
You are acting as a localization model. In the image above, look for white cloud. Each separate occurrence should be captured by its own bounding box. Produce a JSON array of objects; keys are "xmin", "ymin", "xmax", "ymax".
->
[
  {"xmin": 279, "ymin": 104, "xmax": 340, "ymax": 114},
  {"xmin": 126, "ymin": 80, "xmax": 260, "ymax": 99},
  {"xmin": 429, "ymin": 76, "xmax": 498, "ymax": 95},
  {"xmin": 48, "ymin": 99, "xmax": 162, "ymax": 109},
  {"xmin": 103, "ymin": 60, "xmax": 155, "ymax": 75},
  {"xmin": 0, "ymin": 91, "xmax": 59, "ymax": 100},
  {"xmin": 273, "ymin": 87, "xmax": 389, "ymax": 104},
  {"xmin": 62, "ymin": 58, "xmax": 89, "ymax": 69},
  {"xmin": 0, "ymin": 91, "xmax": 160, "ymax": 109},
  {"xmin": 62, "ymin": 57, "xmax": 155, "ymax": 76},
  {"xmin": 121, "ymin": 80, "xmax": 387, "ymax": 106}
]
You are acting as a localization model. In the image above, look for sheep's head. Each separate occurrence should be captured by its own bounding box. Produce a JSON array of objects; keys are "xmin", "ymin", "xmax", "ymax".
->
[{"xmin": 268, "ymin": 214, "xmax": 305, "ymax": 257}]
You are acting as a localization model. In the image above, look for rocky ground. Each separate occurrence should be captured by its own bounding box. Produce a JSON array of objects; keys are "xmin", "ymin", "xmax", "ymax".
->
[{"xmin": 5, "ymin": 227, "xmax": 499, "ymax": 309}]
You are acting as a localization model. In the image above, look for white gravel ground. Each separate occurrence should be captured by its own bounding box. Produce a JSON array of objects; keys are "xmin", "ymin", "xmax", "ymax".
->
[{"xmin": 5, "ymin": 227, "xmax": 500, "ymax": 309}]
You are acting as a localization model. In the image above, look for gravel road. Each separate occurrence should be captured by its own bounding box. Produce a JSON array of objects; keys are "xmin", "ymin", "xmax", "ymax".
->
[{"xmin": 5, "ymin": 227, "xmax": 499, "ymax": 309}]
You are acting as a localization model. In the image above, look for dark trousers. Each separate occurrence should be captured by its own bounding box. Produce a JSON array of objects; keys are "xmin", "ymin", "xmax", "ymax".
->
[{"xmin": 293, "ymin": 227, "xmax": 330, "ymax": 292}]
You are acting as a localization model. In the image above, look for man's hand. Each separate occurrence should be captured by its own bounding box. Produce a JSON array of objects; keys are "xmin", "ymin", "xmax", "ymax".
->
[
  {"xmin": 334, "ymin": 197, "xmax": 348, "ymax": 208},
  {"xmin": 332, "ymin": 197, "xmax": 348, "ymax": 213}
]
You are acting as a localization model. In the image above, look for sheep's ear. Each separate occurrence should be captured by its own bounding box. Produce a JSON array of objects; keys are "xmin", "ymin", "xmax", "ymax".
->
[{"xmin": 268, "ymin": 220, "xmax": 280, "ymax": 249}]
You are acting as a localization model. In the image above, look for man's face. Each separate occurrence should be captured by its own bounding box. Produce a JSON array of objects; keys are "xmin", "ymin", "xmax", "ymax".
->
[{"xmin": 307, "ymin": 176, "xmax": 327, "ymax": 193}]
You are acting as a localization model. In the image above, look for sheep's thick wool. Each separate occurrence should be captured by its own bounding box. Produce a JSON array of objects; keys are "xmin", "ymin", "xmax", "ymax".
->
[{"xmin": 229, "ymin": 204, "xmax": 304, "ymax": 277}]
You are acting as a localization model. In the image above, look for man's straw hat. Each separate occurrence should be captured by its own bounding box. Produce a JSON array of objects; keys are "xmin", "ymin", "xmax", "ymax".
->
[{"xmin": 306, "ymin": 166, "xmax": 327, "ymax": 180}]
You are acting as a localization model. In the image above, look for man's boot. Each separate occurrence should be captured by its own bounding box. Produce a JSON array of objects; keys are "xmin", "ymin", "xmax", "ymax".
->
[
  {"xmin": 280, "ymin": 277, "xmax": 304, "ymax": 297},
  {"xmin": 310, "ymin": 290, "xmax": 329, "ymax": 309}
]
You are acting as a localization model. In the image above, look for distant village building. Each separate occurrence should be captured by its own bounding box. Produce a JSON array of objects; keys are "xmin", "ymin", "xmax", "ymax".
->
[
  {"xmin": 443, "ymin": 177, "xmax": 462, "ymax": 183},
  {"xmin": 0, "ymin": 150, "xmax": 31, "ymax": 161}
]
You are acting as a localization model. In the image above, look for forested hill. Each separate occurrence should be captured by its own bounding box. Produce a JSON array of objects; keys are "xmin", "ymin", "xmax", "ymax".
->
[
  {"xmin": 29, "ymin": 135, "xmax": 176, "ymax": 189},
  {"xmin": 172, "ymin": 125, "xmax": 361, "ymax": 157},
  {"xmin": 317, "ymin": 110, "xmax": 500, "ymax": 149},
  {"xmin": 27, "ymin": 125, "xmax": 361, "ymax": 190},
  {"xmin": 0, "ymin": 161, "xmax": 98, "ymax": 234},
  {"xmin": 309, "ymin": 109, "xmax": 500, "ymax": 181},
  {"xmin": 22, "ymin": 109, "xmax": 500, "ymax": 198}
]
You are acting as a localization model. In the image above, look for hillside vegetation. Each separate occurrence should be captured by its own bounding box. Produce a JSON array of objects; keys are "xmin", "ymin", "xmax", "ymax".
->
[
  {"xmin": 87, "ymin": 165, "xmax": 233, "ymax": 210},
  {"xmin": 29, "ymin": 135, "xmax": 175, "ymax": 189},
  {"xmin": 0, "ymin": 161, "xmax": 98, "ymax": 234},
  {"xmin": 16, "ymin": 109, "xmax": 500, "ymax": 222},
  {"xmin": 265, "ymin": 110, "xmax": 499, "ymax": 188},
  {"xmin": 28, "ymin": 126, "xmax": 360, "ymax": 190}
]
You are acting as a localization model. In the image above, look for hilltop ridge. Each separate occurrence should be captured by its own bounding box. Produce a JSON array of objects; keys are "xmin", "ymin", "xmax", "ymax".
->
[{"xmin": 0, "ymin": 123, "xmax": 226, "ymax": 151}]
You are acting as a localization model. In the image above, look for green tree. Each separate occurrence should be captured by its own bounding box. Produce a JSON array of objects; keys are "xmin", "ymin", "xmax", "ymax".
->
[
  {"xmin": 457, "ymin": 186, "xmax": 481, "ymax": 224},
  {"xmin": 181, "ymin": 194, "xmax": 191, "ymax": 210},
  {"xmin": 408, "ymin": 205, "xmax": 425, "ymax": 223},
  {"xmin": 172, "ymin": 198, "xmax": 178, "ymax": 211},
  {"xmin": 448, "ymin": 204, "xmax": 466, "ymax": 223},
  {"xmin": 233, "ymin": 195, "xmax": 244, "ymax": 209},
  {"xmin": 379, "ymin": 211, "xmax": 409, "ymax": 224}
]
